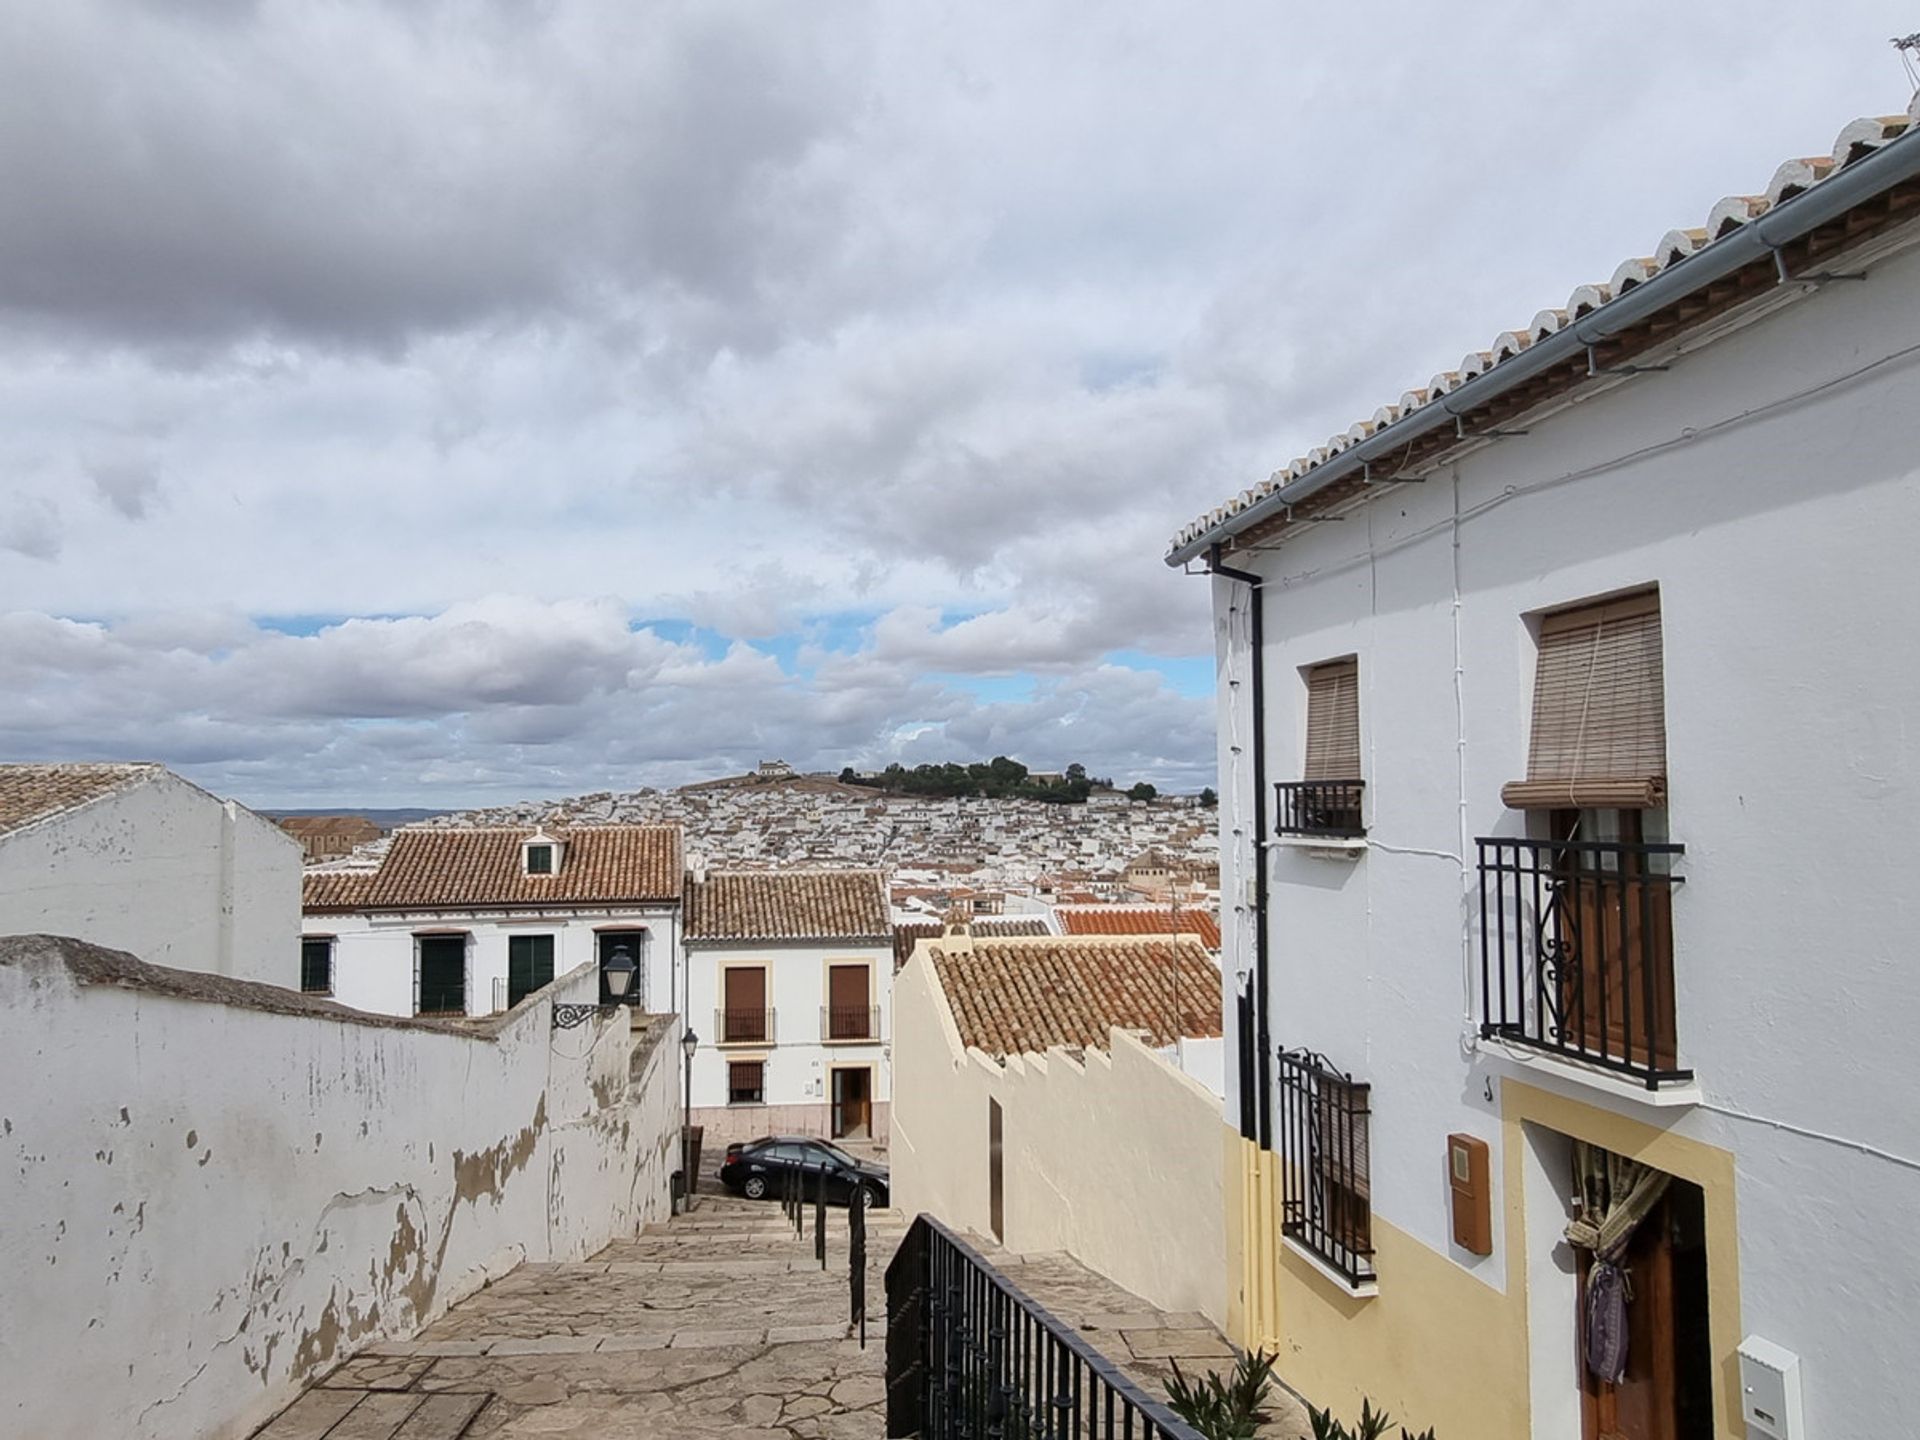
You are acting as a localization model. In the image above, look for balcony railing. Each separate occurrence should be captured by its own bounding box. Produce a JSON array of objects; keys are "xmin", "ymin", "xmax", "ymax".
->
[
  {"xmin": 716, "ymin": 1007, "xmax": 777, "ymax": 1045},
  {"xmin": 1477, "ymin": 835, "xmax": 1689, "ymax": 1089},
  {"xmin": 1277, "ymin": 1048, "xmax": 1374, "ymax": 1288},
  {"xmin": 1274, "ymin": 779, "xmax": 1366, "ymax": 839},
  {"xmin": 885, "ymin": 1213, "xmax": 1202, "ymax": 1438},
  {"xmin": 822, "ymin": 1005, "xmax": 881, "ymax": 1041}
]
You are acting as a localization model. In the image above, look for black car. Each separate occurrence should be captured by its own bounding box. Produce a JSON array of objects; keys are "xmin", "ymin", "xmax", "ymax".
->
[{"xmin": 718, "ymin": 1135, "xmax": 889, "ymax": 1208}]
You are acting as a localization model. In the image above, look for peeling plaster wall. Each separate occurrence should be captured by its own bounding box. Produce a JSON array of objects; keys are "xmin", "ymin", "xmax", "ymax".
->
[
  {"xmin": 0, "ymin": 773, "xmax": 300, "ymax": 986},
  {"xmin": 892, "ymin": 950, "xmax": 1226, "ymax": 1325},
  {"xmin": 0, "ymin": 936, "xmax": 681, "ymax": 1440}
]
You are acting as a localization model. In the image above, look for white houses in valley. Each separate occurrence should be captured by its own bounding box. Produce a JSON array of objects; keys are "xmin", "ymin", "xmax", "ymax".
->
[
  {"xmin": 301, "ymin": 825, "xmax": 683, "ymax": 1018},
  {"xmin": 683, "ymin": 869, "xmax": 893, "ymax": 1145},
  {"xmin": 1171, "ymin": 99, "xmax": 1920, "ymax": 1440},
  {"xmin": 0, "ymin": 762, "xmax": 300, "ymax": 985}
]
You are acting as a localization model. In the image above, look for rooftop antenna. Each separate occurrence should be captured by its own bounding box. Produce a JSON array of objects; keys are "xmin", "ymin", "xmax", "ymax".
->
[{"xmin": 1895, "ymin": 32, "xmax": 1920, "ymax": 92}]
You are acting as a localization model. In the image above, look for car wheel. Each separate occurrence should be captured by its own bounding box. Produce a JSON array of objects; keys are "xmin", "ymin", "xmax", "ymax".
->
[
  {"xmin": 743, "ymin": 1175, "xmax": 768, "ymax": 1200},
  {"xmin": 856, "ymin": 1183, "xmax": 876, "ymax": 1209}
]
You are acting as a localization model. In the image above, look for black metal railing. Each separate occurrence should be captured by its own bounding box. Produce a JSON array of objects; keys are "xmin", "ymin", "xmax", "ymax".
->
[
  {"xmin": 716, "ymin": 1007, "xmax": 776, "ymax": 1044},
  {"xmin": 1277, "ymin": 1048, "xmax": 1373, "ymax": 1288},
  {"xmin": 885, "ymin": 1214, "xmax": 1203, "ymax": 1439},
  {"xmin": 849, "ymin": 1182, "xmax": 868, "ymax": 1347},
  {"xmin": 823, "ymin": 1005, "xmax": 881, "ymax": 1041},
  {"xmin": 1274, "ymin": 780, "xmax": 1366, "ymax": 838},
  {"xmin": 1477, "ymin": 836, "xmax": 1689, "ymax": 1088}
]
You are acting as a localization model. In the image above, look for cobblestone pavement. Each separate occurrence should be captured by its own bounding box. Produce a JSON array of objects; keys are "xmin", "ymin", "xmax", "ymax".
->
[{"xmin": 252, "ymin": 1187, "xmax": 1299, "ymax": 1439}]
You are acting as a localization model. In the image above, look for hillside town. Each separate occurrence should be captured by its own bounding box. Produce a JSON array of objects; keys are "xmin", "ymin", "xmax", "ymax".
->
[{"xmin": 314, "ymin": 762, "xmax": 1223, "ymax": 926}]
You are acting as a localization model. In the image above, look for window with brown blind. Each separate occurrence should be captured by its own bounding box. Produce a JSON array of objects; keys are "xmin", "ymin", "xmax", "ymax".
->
[
  {"xmin": 1302, "ymin": 659, "xmax": 1361, "ymax": 780},
  {"xmin": 720, "ymin": 966, "xmax": 770, "ymax": 1044},
  {"xmin": 1503, "ymin": 589, "xmax": 1667, "ymax": 810},
  {"xmin": 727, "ymin": 1060, "xmax": 764, "ymax": 1105}
]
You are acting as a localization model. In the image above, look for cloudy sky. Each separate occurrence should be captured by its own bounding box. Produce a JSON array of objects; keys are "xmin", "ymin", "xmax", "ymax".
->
[{"xmin": 2, "ymin": 2, "xmax": 1912, "ymax": 806}]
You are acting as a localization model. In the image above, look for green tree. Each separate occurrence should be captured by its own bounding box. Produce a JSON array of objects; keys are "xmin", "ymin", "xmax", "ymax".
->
[
  {"xmin": 1128, "ymin": 781, "xmax": 1158, "ymax": 801},
  {"xmin": 1200, "ymin": 786, "xmax": 1218, "ymax": 807}
]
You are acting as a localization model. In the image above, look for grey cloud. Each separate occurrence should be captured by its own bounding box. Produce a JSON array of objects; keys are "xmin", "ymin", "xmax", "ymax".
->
[
  {"xmin": 89, "ymin": 459, "xmax": 163, "ymax": 519},
  {"xmin": 0, "ymin": 500, "xmax": 61, "ymax": 560}
]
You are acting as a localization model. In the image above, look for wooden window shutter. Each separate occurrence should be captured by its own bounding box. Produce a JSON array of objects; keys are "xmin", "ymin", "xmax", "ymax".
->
[
  {"xmin": 1302, "ymin": 659, "xmax": 1361, "ymax": 781},
  {"xmin": 1503, "ymin": 590, "xmax": 1666, "ymax": 809}
]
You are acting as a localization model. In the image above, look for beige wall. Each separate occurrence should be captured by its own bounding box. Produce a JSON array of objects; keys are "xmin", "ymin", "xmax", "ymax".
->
[{"xmin": 893, "ymin": 950, "xmax": 1226, "ymax": 1326}]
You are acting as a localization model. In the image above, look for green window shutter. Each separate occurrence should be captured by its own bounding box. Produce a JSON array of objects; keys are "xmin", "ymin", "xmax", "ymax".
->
[
  {"xmin": 418, "ymin": 936, "xmax": 467, "ymax": 1015},
  {"xmin": 301, "ymin": 938, "xmax": 332, "ymax": 994},
  {"xmin": 508, "ymin": 934, "xmax": 556, "ymax": 1007}
]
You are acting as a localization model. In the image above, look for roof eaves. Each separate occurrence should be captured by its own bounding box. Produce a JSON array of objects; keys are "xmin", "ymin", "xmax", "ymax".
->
[{"xmin": 1167, "ymin": 104, "xmax": 1920, "ymax": 567}]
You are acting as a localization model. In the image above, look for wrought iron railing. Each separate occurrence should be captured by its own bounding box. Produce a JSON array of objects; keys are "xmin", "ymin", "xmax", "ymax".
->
[
  {"xmin": 1477, "ymin": 835, "xmax": 1689, "ymax": 1088},
  {"xmin": 823, "ymin": 1005, "xmax": 881, "ymax": 1041},
  {"xmin": 1276, "ymin": 1049, "xmax": 1373, "ymax": 1288},
  {"xmin": 716, "ymin": 1007, "xmax": 776, "ymax": 1044},
  {"xmin": 1274, "ymin": 780, "xmax": 1366, "ymax": 838},
  {"xmin": 885, "ymin": 1214, "xmax": 1203, "ymax": 1438}
]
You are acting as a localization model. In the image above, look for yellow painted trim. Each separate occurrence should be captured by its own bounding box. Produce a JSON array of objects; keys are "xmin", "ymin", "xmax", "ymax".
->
[
  {"xmin": 1500, "ymin": 1079, "xmax": 1745, "ymax": 1440},
  {"xmin": 1220, "ymin": 1081, "xmax": 1745, "ymax": 1440}
]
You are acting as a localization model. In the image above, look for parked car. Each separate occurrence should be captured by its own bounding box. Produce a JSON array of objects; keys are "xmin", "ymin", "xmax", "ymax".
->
[{"xmin": 718, "ymin": 1135, "xmax": 889, "ymax": 1208}]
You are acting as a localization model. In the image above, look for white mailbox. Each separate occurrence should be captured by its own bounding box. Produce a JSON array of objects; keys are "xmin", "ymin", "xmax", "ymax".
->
[{"xmin": 1737, "ymin": 1336, "xmax": 1803, "ymax": 1440}]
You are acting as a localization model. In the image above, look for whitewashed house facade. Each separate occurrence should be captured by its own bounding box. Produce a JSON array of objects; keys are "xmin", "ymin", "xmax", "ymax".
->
[
  {"xmin": 302, "ymin": 825, "xmax": 683, "ymax": 1018},
  {"xmin": 684, "ymin": 869, "xmax": 893, "ymax": 1146},
  {"xmin": 0, "ymin": 762, "xmax": 299, "ymax": 985},
  {"xmin": 1171, "ymin": 102, "xmax": 1920, "ymax": 1440}
]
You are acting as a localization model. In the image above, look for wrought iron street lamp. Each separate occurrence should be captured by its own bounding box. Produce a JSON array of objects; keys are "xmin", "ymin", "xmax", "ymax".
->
[
  {"xmin": 551, "ymin": 943, "xmax": 638, "ymax": 1029},
  {"xmin": 679, "ymin": 1026, "xmax": 699, "ymax": 1213}
]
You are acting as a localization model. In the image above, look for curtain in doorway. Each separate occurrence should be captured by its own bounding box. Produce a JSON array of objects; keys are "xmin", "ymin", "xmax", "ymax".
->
[{"xmin": 1564, "ymin": 1141, "xmax": 1671, "ymax": 1384}]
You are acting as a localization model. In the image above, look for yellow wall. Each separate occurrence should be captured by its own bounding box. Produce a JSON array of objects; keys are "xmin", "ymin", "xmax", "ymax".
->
[
  {"xmin": 895, "ymin": 947, "xmax": 1229, "ymax": 1324},
  {"xmin": 1224, "ymin": 1079, "xmax": 1745, "ymax": 1440}
]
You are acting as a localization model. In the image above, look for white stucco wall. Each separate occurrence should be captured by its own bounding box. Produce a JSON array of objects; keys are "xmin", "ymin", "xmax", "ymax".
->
[
  {"xmin": 0, "ymin": 772, "xmax": 300, "ymax": 987},
  {"xmin": 305, "ymin": 907, "xmax": 679, "ymax": 1019},
  {"xmin": 892, "ymin": 951, "xmax": 1226, "ymax": 1325},
  {"xmin": 0, "ymin": 936, "xmax": 680, "ymax": 1440},
  {"xmin": 1212, "ymin": 236, "xmax": 1920, "ymax": 1434},
  {"xmin": 686, "ymin": 938, "xmax": 893, "ymax": 1144}
]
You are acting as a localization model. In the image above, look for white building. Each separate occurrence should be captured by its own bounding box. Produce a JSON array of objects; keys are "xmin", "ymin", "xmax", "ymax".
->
[
  {"xmin": 0, "ymin": 762, "xmax": 299, "ymax": 985},
  {"xmin": 302, "ymin": 825, "xmax": 683, "ymax": 1017},
  {"xmin": 1170, "ymin": 102, "xmax": 1920, "ymax": 1440},
  {"xmin": 684, "ymin": 869, "xmax": 893, "ymax": 1146}
]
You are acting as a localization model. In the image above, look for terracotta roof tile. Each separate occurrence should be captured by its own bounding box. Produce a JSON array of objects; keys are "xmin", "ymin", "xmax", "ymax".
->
[
  {"xmin": 1171, "ymin": 100, "xmax": 1920, "ymax": 557},
  {"xmin": 303, "ymin": 825, "xmax": 682, "ymax": 911},
  {"xmin": 0, "ymin": 763, "xmax": 163, "ymax": 838},
  {"xmin": 685, "ymin": 870, "xmax": 890, "ymax": 941},
  {"xmin": 892, "ymin": 916, "xmax": 1050, "ymax": 969},
  {"xmin": 928, "ymin": 935, "xmax": 1221, "ymax": 1060},
  {"xmin": 302, "ymin": 871, "xmax": 378, "ymax": 911},
  {"xmin": 1057, "ymin": 906, "xmax": 1221, "ymax": 950}
]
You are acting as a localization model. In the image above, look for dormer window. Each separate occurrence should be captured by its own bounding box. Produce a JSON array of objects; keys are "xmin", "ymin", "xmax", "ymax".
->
[{"xmin": 522, "ymin": 829, "xmax": 563, "ymax": 876}]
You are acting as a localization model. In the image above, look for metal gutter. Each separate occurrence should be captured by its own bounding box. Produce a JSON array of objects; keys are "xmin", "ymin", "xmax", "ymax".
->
[
  {"xmin": 1167, "ymin": 120, "xmax": 1920, "ymax": 567},
  {"xmin": 1206, "ymin": 543, "xmax": 1271, "ymax": 1148}
]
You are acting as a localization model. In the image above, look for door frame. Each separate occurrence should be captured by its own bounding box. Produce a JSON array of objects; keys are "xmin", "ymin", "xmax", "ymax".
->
[{"xmin": 829, "ymin": 1063, "xmax": 873, "ymax": 1139}]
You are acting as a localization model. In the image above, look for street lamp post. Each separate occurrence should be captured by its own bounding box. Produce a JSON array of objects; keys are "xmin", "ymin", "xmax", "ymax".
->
[
  {"xmin": 551, "ymin": 943, "xmax": 637, "ymax": 1029},
  {"xmin": 679, "ymin": 1026, "xmax": 699, "ymax": 1214}
]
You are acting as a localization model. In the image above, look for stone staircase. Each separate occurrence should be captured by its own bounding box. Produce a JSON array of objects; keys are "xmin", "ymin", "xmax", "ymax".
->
[{"xmin": 251, "ymin": 1191, "xmax": 903, "ymax": 1438}]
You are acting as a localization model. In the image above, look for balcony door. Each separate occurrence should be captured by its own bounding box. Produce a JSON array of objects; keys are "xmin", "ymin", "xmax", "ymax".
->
[
  {"xmin": 1554, "ymin": 809, "xmax": 1677, "ymax": 1072},
  {"xmin": 828, "ymin": 963, "xmax": 870, "ymax": 1039},
  {"xmin": 830, "ymin": 1066, "xmax": 872, "ymax": 1140},
  {"xmin": 723, "ymin": 966, "xmax": 767, "ymax": 1043}
]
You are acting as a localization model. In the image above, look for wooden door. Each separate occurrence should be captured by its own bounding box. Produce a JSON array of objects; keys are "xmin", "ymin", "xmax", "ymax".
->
[
  {"xmin": 1555, "ymin": 811, "xmax": 1676, "ymax": 1070},
  {"xmin": 1577, "ymin": 1183, "xmax": 1711, "ymax": 1440},
  {"xmin": 724, "ymin": 967, "xmax": 766, "ymax": 1042},
  {"xmin": 831, "ymin": 1068, "xmax": 872, "ymax": 1139},
  {"xmin": 989, "ymin": 1098, "xmax": 1005, "ymax": 1243},
  {"xmin": 828, "ymin": 964, "xmax": 869, "ymax": 1038}
]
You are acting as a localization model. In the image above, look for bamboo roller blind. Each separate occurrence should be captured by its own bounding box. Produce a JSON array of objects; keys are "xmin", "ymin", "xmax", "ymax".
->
[
  {"xmin": 1503, "ymin": 590, "xmax": 1667, "ymax": 809},
  {"xmin": 1302, "ymin": 659, "xmax": 1361, "ymax": 781}
]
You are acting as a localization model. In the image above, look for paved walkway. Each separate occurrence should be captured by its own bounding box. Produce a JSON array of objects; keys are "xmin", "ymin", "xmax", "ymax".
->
[{"xmin": 252, "ymin": 1187, "xmax": 1303, "ymax": 1438}]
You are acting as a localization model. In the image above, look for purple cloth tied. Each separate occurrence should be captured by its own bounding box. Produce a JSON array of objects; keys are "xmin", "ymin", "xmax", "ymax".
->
[{"xmin": 1584, "ymin": 1260, "xmax": 1629, "ymax": 1384}]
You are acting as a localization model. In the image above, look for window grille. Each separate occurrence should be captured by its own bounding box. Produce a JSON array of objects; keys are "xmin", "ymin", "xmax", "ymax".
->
[{"xmin": 1277, "ymin": 1047, "xmax": 1373, "ymax": 1287}]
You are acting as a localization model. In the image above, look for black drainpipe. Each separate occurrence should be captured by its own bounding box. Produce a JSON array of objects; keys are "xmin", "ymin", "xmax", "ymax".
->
[{"xmin": 1207, "ymin": 543, "xmax": 1270, "ymax": 1150}]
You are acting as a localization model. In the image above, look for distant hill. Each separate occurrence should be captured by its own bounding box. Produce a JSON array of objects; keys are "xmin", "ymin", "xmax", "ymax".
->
[{"xmin": 260, "ymin": 807, "xmax": 447, "ymax": 827}]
